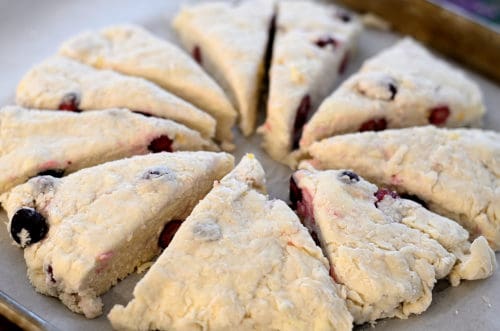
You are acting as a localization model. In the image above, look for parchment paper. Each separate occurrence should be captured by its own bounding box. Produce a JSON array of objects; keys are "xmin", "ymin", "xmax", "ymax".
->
[{"xmin": 0, "ymin": 0, "xmax": 498, "ymax": 330}]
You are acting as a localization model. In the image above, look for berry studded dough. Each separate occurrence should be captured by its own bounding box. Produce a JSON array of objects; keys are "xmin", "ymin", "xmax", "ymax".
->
[
  {"xmin": 291, "ymin": 167, "xmax": 496, "ymax": 324},
  {"xmin": 16, "ymin": 56, "xmax": 217, "ymax": 139},
  {"xmin": 0, "ymin": 152, "xmax": 234, "ymax": 318},
  {"xmin": 59, "ymin": 24, "xmax": 237, "ymax": 149},
  {"xmin": 108, "ymin": 154, "xmax": 353, "ymax": 331},
  {"xmin": 0, "ymin": 106, "xmax": 217, "ymax": 195},
  {"xmin": 258, "ymin": 0, "xmax": 361, "ymax": 163},
  {"xmin": 305, "ymin": 126, "xmax": 500, "ymax": 250},
  {"xmin": 173, "ymin": 0, "xmax": 275, "ymax": 136},
  {"xmin": 299, "ymin": 38, "xmax": 486, "ymax": 149}
]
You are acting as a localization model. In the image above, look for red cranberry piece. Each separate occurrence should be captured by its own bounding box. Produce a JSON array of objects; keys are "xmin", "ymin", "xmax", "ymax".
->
[
  {"xmin": 36, "ymin": 169, "xmax": 65, "ymax": 178},
  {"xmin": 339, "ymin": 52, "xmax": 349, "ymax": 75},
  {"xmin": 148, "ymin": 135, "xmax": 173, "ymax": 153},
  {"xmin": 58, "ymin": 93, "xmax": 81, "ymax": 112},
  {"xmin": 192, "ymin": 46, "xmax": 202, "ymax": 65},
  {"xmin": 292, "ymin": 95, "xmax": 312, "ymax": 149},
  {"xmin": 289, "ymin": 176, "xmax": 303, "ymax": 210},
  {"xmin": 359, "ymin": 118, "xmax": 387, "ymax": 132},
  {"xmin": 10, "ymin": 207, "xmax": 48, "ymax": 247},
  {"xmin": 428, "ymin": 105, "xmax": 450, "ymax": 126},
  {"xmin": 158, "ymin": 220, "xmax": 183, "ymax": 249},
  {"xmin": 315, "ymin": 36, "xmax": 338, "ymax": 49},
  {"xmin": 374, "ymin": 188, "xmax": 399, "ymax": 207}
]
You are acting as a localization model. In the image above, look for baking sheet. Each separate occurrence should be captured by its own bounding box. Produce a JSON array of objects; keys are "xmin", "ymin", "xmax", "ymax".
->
[{"xmin": 0, "ymin": 0, "xmax": 499, "ymax": 330}]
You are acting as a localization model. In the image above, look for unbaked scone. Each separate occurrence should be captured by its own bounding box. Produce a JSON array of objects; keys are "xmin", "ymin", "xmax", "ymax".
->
[
  {"xmin": 291, "ymin": 167, "xmax": 496, "ymax": 324},
  {"xmin": 59, "ymin": 24, "xmax": 237, "ymax": 149},
  {"xmin": 173, "ymin": 0, "xmax": 275, "ymax": 136},
  {"xmin": 16, "ymin": 56, "xmax": 216, "ymax": 139},
  {"xmin": 108, "ymin": 154, "xmax": 353, "ymax": 331},
  {"xmin": 258, "ymin": 0, "xmax": 361, "ymax": 163},
  {"xmin": 300, "ymin": 38, "xmax": 486, "ymax": 149},
  {"xmin": 0, "ymin": 152, "xmax": 234, "ymax": 318},
  {"xmin": 305, "ymin": 126, "xmax": 500, "ymax": 250},
  {"xmin": 0, "ymin": 106, "xmax": 217, "ymax": 195}
]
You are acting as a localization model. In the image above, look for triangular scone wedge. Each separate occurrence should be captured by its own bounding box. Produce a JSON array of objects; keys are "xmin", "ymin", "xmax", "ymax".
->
[
  {"xmin": 0, "ymin": 152, "xmax": 234, "ymax": 318},
  {"xmin": 299, "ymin": 38, "xmax": 486, "ymax": 149},
  {"xmin": 173, "ymin": 0, "xmax": 275, "ymax": 136},
  {"xmin": 258, "ymin": 1, "xmax": 361, "ymax": 163},
  {"xmin": 305, "ymin": 126, "xmax": 500, "ymax": 250},
  {"xmin": 291, "ymin": 167, "xmax": 496, "ymax": 324},
  {"xmin": 0, "ymin": 106, "xmax": 217, "ymax": 195},
  {"xmin": 59, "ymin": 24, "xmax": 237, "ymax": 149},
  {"xmin": 108, "ymin": 155, "xmax": 353, "ymax": 331},
  {"xmin": 16, "ymin": 56, "xmax": 216, "ymax": 139}
]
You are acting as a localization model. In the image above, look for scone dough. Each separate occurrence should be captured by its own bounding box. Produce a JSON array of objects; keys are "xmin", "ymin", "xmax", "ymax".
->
[
  {"xmin": 300, "ymin": 38, "xmax": 486, "ymax": 149},
  {"xmin": 0, "ymin": 106, "xmax": 217, "ymax": 195},
  {"xmin": 259, "ymin": 0, "xmax": 361, "ymax": 163},
  {"xmin": 16, "ymin": 56, "xmax": 216, "ymax": 139},
  {"xmin": 292, "ymin": 167, "xmax": 496, "ymax": 323},
  {"xmin": 1, "ymin": 152, "xmax": 234, "ymax": 318},
  {"xmin": 109, "ymin": 155, "xmax": 353, "ymax": 331},
  {"xmin": 59, "ymin": 24, "xmax": 236, "ymax": 149},
  {"xmin": 173, "ymin": 0, "xmax": 275, "ymax": 136},
  {"xmin": 306, "ymin": 126, "xmax": 500, "ymax": 250}
]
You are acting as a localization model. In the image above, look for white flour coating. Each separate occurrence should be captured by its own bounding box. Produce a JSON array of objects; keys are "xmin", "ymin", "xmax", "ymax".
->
[
  {"xmin": 0, "ymin": 106, "xmax": 217, "ymax": 195},
  {"xmin": 173, "ymin": 0, "xmax": 275, "ymax": 136},
  {"xmin": 300, "ymin": 38, "xmax": 486, "ymax": 149},
  {"xmin": 292, "ymin": 167, "xmax": 496, "ymax": 324},
  {"xmin": 109, "ymin": 155, "xmax": 353, "ymax": 331},
  {"xmin": 59, "ymin": 24, "xmax": 236, "ymax": 149},
  {"xmin": 258, "ymin": 0, "xmax": 361, "ymax": 164},
  {"xmin": 306, "ymin": 126, "xmax": 500, "ymax": 250},
  {"xmin": 16, "ymin": 56, "xmax": 216, "ymax": 138},
  {"xmin": 0, "ymin": 152, "xmax": 234, "ymax": 318}
]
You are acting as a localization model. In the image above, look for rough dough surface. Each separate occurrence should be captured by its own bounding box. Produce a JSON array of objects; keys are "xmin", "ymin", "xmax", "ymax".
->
[
  {"xmin": 173, "ymin": 0, "xmax": 275, "ymax": 136},
  {"xmin": 109, "ymin": 155, "xmax": 353, "ymax": 331},
  {"xmin": 306, "ymin": 126, "xmax": 500, "ymax": 250},
  {"xmin": 0, "ymin": 106, "xmax": 217, "ymax": 195},
  {"xmin": 300, "ymin": 38, "xmax": 486, "ymax": 149},
  {"xmin": 16, "ymin": 56, "xmax": 216, "ymax": 138},
  {"xmin": 292, "ymin": 167, "xmax": 496, "ymax": 324},
  {"xmin": 1, "ymin": 152, "xmax": 234, "ymax": 318},
  {"xmin": 59, "ymin": 24, "xmax": 236, "ymax": 148},
  {"xmin": 259, "ymin": 0, "xmax": 361, "ymax": 163}
]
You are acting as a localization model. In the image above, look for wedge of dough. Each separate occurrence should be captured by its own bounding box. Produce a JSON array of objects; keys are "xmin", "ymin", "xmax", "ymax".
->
[
  {"xmin": 1, "ymin": 152, "xmax": 234, "ymax": 318},
  {"xmin": 173, "ymin": 0, "xmax": 275, "ymax": 136},
  {"xmin": 259, "ymin": 0, "xmax": 361, "ymax": 163},
  {"xmin": 306, "ymin": 126, "xmax": 500, "ymax": 250},
  {"xmin": 292, "ymin": 167, "xmax": 495, "ymax": 323},
  {"xmin": 16, "ymin": 56, "xmax": 216, "ymax": 139},
  {"xmin": 109, "ymin": 155, "xmax": 353, "ymax": 331},
  {"xmin": 59, "ymin": 24, "xmax": 236, "ymax": 148},
  {"xmin": 300, "ymin": 38, "xmax": 486, "ymax": 149},
  {"xmin": 0, "ymin": 106, "xmax": 217, "ymax": 194}
]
